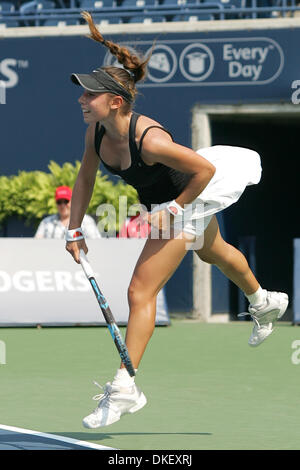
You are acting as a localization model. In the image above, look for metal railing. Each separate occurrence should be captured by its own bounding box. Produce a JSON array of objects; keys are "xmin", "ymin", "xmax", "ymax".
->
[{"xmin": 0, "ymin": 0, "xmax": 299, "ymax": 26}]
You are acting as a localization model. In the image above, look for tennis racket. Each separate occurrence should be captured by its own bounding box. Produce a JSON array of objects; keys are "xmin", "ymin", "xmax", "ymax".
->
[{"xmin": 79, "ymin": 249, "xmax": 135, "ymax": 377}]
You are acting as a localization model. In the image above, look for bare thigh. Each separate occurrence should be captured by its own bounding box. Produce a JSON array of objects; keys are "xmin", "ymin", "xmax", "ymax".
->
[
  {"xmin": 128, "ymin": 234, "xmax": 192, "ymax": 301},
  {"xmin": 194, "ymin": 215, "xmax": 229, "ymax": 264}
]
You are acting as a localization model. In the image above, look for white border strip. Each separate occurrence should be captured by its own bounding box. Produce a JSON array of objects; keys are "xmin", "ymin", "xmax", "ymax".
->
[
  {"xmin": 1, "ymin": 17, "xmax": 300, "ymax": 38},
  {"xmin": 0, "ymin": 424, "xmax": 117, "ymax": 450}
]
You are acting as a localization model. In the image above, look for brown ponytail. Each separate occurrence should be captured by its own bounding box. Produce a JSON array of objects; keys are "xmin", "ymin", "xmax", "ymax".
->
[{"xmin": 81, "ymin": 10, "xmax": 154, "ymax": 109}]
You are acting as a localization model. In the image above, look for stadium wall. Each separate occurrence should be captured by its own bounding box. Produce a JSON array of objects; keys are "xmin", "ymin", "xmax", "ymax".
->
[{"xmin": 1, "ymin": 18, "xmax": 299, "ymax": 320}]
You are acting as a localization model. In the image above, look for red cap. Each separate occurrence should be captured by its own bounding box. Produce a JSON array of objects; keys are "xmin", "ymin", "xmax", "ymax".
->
[{"xmin": 55, "ymin": 186, "xmax": 72, "ymax": 201}]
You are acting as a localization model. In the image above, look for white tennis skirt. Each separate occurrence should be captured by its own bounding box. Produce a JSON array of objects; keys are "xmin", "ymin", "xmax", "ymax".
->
[{"xmin": 150, "ymin": 145, "xmax": 262, "ymax": 237}]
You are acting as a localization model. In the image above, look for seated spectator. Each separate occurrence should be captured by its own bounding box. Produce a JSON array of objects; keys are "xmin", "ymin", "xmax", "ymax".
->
[{"xmin": 35, "ymin": 185, "xmax": 101, "ymax": 239}]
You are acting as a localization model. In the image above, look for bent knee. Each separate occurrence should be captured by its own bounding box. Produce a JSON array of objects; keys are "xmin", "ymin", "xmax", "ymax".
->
[{"xmin": 127, "ymin": 281, "xmax": 156, "ymax": 307}]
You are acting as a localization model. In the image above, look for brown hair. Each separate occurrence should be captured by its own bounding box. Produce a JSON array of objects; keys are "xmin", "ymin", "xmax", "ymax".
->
[{"xmin": 81, "ymin": 11, "xmax": 152, "ymax": 111}]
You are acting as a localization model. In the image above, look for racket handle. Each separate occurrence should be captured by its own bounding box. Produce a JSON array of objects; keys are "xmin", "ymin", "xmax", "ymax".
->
[{"xmin": 79, "ymin": 249, "xmax": 94, "ymax": 279}]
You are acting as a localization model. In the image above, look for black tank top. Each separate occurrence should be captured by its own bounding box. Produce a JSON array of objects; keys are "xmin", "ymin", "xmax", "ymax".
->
[{"xmin": 94, "ymin": 112, "xmax": 191, "ymax": 211}]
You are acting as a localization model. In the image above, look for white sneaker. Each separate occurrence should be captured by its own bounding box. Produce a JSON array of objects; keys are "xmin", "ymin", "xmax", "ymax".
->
[
  {"xmin": 82, "ymin": 381, "xmax": 147, "ymax": 428},
  {"xmin": 238, "ymin": 291, "xmax": 289, "ymax": 347}
]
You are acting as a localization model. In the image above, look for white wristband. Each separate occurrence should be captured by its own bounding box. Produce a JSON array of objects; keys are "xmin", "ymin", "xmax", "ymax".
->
[
  {"xmin": 65, "ymin": 227, "xmax": 84, "ymax": 242},
  {"xmin": 166, "ymin": 200, "xmax": 185, "ymax": 218}
]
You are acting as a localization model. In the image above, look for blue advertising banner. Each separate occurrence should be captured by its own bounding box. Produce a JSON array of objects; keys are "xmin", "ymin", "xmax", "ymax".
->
[
  {"xmin": 0, "ymin": 27, "xmax": 299, "ymax": 175},
  {"xmin": 109, "ymin": 37, "xmax": 283, "ymax": 87}
]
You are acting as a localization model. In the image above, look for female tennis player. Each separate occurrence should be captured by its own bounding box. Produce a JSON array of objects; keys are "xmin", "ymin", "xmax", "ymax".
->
[{"xmin": 65, "ymin": 12, "xmax": 288, "ymax": 428}]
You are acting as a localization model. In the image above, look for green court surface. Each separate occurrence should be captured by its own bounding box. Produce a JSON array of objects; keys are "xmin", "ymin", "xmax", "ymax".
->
[{"xmin": 0, "ymin": 320, "xmax": 300, "ymax": 450}]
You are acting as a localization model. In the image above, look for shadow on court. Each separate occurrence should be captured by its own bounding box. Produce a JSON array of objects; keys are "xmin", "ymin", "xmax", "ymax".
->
[{"xmin": 49, "ymin": 432, "xmax": 212, "ymax": 441}]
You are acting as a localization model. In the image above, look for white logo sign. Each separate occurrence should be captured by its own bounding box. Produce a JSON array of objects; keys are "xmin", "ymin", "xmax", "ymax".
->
[
  {"xmin": 0, "ymin": 59, "xmax": 18, "ymax": 87},
  {"xmin": 0, "ymin": 80, "xmax": 5, "ymax": 104},
  {"xmin": 0, "ymin": 340, "xmax": 6, "ymax": 365},
  {"xmin": 0, "ymin": 270, "xmax": 90, "ymax": 293},
  {"xmin": 147, "ymin": 45, "xmax": 177, "ymax": 83},
  {"xmin": 179, "ymin": 43, "xmax": 214, "ymax": 82},
  {"xmin": 136, "ymin": 37, "xmax": 283, "ymax": 88},
  {"xmin": 223, "ymin": 43, "xmax": 274, "ymax": 82},
  {"xmin": 0, "ymin": 58, "xmax": 29, "ymax": 89}
]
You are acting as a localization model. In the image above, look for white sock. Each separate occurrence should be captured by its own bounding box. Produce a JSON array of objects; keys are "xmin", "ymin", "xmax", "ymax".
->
[
  {"xmin": 112, "ymin": 368, "xmax": 137, "ymax": 387},
  {"xmin": 245, "ymin": 286, "xmax": 267, "ymax": 307}
]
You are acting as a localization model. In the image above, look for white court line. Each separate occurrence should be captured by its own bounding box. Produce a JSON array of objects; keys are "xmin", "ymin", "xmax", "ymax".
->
[{"xmin": 0, "ymin": 424, "xmax": 117, "ymax": 450}]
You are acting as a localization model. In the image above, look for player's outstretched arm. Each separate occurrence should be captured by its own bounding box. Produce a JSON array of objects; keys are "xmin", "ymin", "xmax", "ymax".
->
[{"xmin": 66, "ymin": 124, "xmax": 100, "ymax": 263}]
